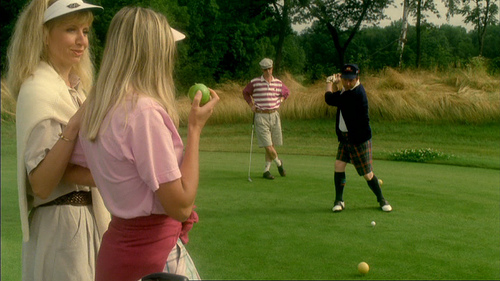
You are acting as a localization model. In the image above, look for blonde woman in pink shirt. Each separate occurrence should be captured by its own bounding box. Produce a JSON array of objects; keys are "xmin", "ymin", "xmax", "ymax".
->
[{"xmin": 72, "ymin": 7, "xmax": 219, "ymax": 281}]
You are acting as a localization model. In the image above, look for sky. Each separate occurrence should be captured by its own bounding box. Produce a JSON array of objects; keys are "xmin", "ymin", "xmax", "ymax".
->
[
  {"xmin": 378, "ymin": 1, "xmax": 472, "ymax": 30},
  {"xmin": 292, "ymin": 0, "xmax": 500, "ymax": 33}
]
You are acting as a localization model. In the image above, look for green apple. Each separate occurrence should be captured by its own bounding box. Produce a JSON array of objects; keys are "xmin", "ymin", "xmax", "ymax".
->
[{"xmin": 188, "ymin": 83, "xmax": 210, "ymax": 105}]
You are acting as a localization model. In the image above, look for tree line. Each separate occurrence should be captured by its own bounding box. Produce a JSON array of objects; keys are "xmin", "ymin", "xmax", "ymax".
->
[{"xmin": 1, "ymin": 0, "xmax": 498, "ymax": 94}]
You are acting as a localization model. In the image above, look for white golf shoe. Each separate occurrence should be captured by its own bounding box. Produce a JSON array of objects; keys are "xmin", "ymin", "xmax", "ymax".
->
[
  {"xmin": 379, "ymin": 199, "xmax": 392, "ymax": 212},
  {"xmin": 332, "ymin": 201, "xmax": 345, "ymax": 212}
]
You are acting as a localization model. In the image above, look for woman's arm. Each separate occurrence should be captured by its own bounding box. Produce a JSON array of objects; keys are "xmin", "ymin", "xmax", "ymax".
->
[
  {"xmin": 155, "ymin": 89, "xmax": 219, "ymax": 222},
  {"xmin": 61, "ymin": 164, "xmax": 95, "ymax": 187},
  {"xmin": 29, "ymin": 104, "xmax": 85, "ymax": 199}
]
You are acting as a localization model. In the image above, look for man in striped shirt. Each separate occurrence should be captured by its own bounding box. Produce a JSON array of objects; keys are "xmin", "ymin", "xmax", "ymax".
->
[{"xmin": 243, "ymin": 58, "xmax": 290, "ymax": 180}]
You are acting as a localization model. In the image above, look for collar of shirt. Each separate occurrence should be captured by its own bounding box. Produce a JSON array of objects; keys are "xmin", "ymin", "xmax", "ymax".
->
[
  {"xmin": 260, "ymin": 75, "xmax": 275, "ymax": 84},
  {"xmin": 68, "ymin": 73, "xmax": 83, "ymax": 106},
  {"xmin": 68, "ymin": 72, "xmax": 81, "ymax": 90},
  {"xmin": 340, "ymin": 80, "xmax": 361, "ymax": 94}
]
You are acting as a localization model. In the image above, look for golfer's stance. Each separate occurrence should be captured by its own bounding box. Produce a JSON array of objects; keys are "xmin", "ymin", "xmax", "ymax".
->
[
  {"xmin": 243, "ymin": 58, "xmax": 289, "ymax": 180},
  {"xmin": 325, "ymin": 64, "xmax": 392, "ymax": 212}
]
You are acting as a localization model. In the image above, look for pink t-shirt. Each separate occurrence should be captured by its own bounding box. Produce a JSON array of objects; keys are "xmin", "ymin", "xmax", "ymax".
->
[{"xmin": 72, "ymin": 95, "xmax": 183, "ymax": 219}]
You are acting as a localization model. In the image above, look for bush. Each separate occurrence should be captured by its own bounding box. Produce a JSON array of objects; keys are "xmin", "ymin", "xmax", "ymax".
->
[
  {"xmin": 389, "ymin": 148, "xmax": 452, "ymax": 163},
  {"xmin": 489, "ymin": 57, "xmax": 500, "ymax": 75}
]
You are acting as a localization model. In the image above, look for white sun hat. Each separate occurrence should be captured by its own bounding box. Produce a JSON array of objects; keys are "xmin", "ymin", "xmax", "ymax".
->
[
  {"xmin": 43, "ymin": 0, "xmax": 103, "ymax": 23},
  {"xmin": 171, "ymin": 28, "xmax": 186, "ymax": 41}
]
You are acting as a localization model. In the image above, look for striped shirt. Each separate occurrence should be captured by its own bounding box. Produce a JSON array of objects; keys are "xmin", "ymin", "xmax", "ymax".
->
[{"xmin": 243, "ymin": 76, "xmax": 290, "ymax": 110}]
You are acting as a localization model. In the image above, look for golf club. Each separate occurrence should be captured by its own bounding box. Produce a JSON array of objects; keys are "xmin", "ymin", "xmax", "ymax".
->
[{"xmin": 247, "ymin": 114, "xmax": 255, "ymax": 182}]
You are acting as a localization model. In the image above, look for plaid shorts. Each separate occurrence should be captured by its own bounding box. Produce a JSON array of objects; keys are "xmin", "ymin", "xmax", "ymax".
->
[
  {"xmin": 164, "ymin": 239, "xmax": 201, "ymax": 280},
  {"xmin": 336, "ymin": 133, "xmax": 373, "ymax": 176}
]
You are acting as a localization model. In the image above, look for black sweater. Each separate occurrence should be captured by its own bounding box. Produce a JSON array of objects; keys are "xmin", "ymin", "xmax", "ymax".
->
[{"xmin": 324, "ymin": 84, "xmax": 372, "ymax": 145}]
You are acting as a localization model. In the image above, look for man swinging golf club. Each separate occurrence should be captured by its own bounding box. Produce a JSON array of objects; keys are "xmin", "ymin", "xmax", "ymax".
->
[
  {"xmin": 325, "ymin": 64, "xmax": 392, "ymax": 212},
  {"xmin": 243, "ymin": 58, "xmax": 289, "ymax": 180}
]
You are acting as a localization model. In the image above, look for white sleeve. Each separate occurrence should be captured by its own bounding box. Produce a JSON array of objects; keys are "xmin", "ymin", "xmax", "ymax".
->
[{"xmin": 24, "ymin": 119, "xmax": 63, "ymax": 175}]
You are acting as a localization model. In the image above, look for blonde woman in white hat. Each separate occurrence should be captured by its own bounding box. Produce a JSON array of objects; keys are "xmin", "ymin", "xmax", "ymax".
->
[{"xmin": 6, "ymin": 0, "xmax": 107, "ymax": 280}]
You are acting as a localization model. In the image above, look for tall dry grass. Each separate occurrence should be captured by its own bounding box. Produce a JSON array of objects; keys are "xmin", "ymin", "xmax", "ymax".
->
[
  {"xmin": 1, "ymin": 80, "xmax": 16, "ymax": 121},
  {"xmin": 177, "ymin": 82, "xmax": 252, "ymax": 125},
  {"xmin": 177, "ymin": 73, "xmax": 336, "ymax": 125},
  {"xmin": 2, "ymin": 67, "xmax": 498, "ymax": 125},
  {"xmin": 365, "ymin": 67, "xmax": 500, "ymax": 122},
  {"xmin": 177, "ymin": 68, "xmax": 499, "ymax": 125}
]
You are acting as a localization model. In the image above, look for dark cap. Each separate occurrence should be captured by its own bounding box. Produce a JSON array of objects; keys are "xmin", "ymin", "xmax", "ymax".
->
[{"xmin": 341, "ymin": 64, "xmax": 360, "ymax": 79}]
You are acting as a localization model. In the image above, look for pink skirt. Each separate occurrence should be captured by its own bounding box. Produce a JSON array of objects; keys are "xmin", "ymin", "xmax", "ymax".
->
[{"xmin": 95, "ymin": 214, "xmax": 182, "ymax": 281}]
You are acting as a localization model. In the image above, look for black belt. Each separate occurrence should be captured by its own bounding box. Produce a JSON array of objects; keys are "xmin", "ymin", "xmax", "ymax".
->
[{"xmin": 38, "ymin": 191, "xmax": 92, "ymax": 207}]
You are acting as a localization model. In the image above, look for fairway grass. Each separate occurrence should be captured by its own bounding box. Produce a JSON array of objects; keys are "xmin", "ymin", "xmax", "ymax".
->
[
  {"xmin": 2, "ymin": 120, "xmax": 499, "ymax": 280},
  {"xmin": 186, "ymin": 152, "xmax": 500, "ymax": 280},
  {"xmin": 180, "ymin": 119, "xmax": 500, "ymax": 170}
]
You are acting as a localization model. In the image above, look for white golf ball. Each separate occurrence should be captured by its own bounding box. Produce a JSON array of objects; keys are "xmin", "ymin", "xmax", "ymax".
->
[{"xmin": 371, "ymin": 221, "xmax": 376, "ymax": 226}]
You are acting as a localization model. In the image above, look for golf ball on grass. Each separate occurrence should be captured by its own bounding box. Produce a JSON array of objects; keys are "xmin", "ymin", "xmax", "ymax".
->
[
  {"xmin": 188, "ymin": 83, "xmax": 210, "ymax": 105},
  {"xmin": 358, "ymin": 262, "xmax": 369, "ymax": 275},
  {"xmin": 371, "ymin": 221, "xmax": 376, "ymax": 226}
]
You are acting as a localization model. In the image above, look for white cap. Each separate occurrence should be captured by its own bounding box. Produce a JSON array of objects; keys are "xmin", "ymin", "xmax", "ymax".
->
[
  {"xmin": 259, "ymin": 58, "xmax": 273, "ymax": 69},
  {"xmin": 44, "ymin": 0, "xmax": 103, "ymax": 23}
]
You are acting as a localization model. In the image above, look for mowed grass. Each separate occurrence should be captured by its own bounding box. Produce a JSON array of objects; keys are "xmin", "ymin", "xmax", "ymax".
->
[
  {"xmin": 179, "ymin": 119, "xmax": 500, "ymax": 170},
  {"xmin": 1, "ymin": 120, "xmax": 21, "ymax": 281},
  {"xmin": 189, "ymin": 153, "xmax": 500, "ymax": 279},
  {"xmin": 2, "ymin": 118, "xmax": 500, "ymax": 280}
]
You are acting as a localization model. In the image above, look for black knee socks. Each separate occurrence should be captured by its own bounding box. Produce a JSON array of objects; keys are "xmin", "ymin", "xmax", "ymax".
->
[
  {"xmin": 367, "ymin": 175, "xmax": 384, "ymax": 202},
  {"xmin": 335, "ymin": 173, "xmax": 384, "ymax": 202},
  {"xmin": 334, "ymin": 172, "xmax": 346, "ymax": 202}
]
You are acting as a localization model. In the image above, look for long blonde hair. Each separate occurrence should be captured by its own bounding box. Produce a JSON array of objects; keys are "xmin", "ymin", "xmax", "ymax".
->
[
  {"xmin": 83, "ymin": 6, "xmax": 179, "ymax": 141},
  {"xmin": 6, "ymin": 0, "xmax": 95, "ymax": 99}
]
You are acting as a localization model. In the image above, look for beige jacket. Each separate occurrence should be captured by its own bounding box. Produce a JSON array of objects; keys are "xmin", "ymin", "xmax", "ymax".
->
[{"xmin": 16, "ymin": 61, "xmax": 109, "ymax": 242}]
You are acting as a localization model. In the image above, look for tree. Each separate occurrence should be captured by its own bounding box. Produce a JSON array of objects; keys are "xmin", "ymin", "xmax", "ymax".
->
[
  {"xmin": 296, "ymin": 0, "xmax": 393, "ymax": 68},
  {"xmin": 1, "ymin": 0, "xmax": 29, "ymax": 73},
  {"xmin": 299, "ymin": 22, "xmax": 338, "ymax": 79},
  {"xmin": 91, "ymin": 0, "xmax": 189, "ymax": 72},
  {"xmin": 440, "ymin": 24, "xmax": 475, "ymax": 66},
  {"xmin": 353, "ymin": 24, "xmax": 401, "ymax": 69},
  {"xmin": 480, "ymin": 23, "xmax": 500, "ymax": 59},
  {"xmin": 445, "ymin": 0, "xmax": 499, "ymax": 56},
  {"xmin": 398, "ymin": 0, "xmax": 410, "ymax": 68},
  {"xmin": 419, "ymin": 25, "xmax": 454, "ymax": 68},
  {"xmin": 268, "ymin": 0, "xmax": 293, "ymax": 73},
  {"xmin": 407, "ymin": 0, "xmax": 439, "ymax": 68},
  {"xmin": 176, "ymin": 0, "xmax": 280, "ymax": 85},
  {"xmin": 176, "ymin": 0, "xmax": 223, "ymax": 87},
  {"xmin": 279, "ymin": 34, "xmax": 307, "ymax": 75}
]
